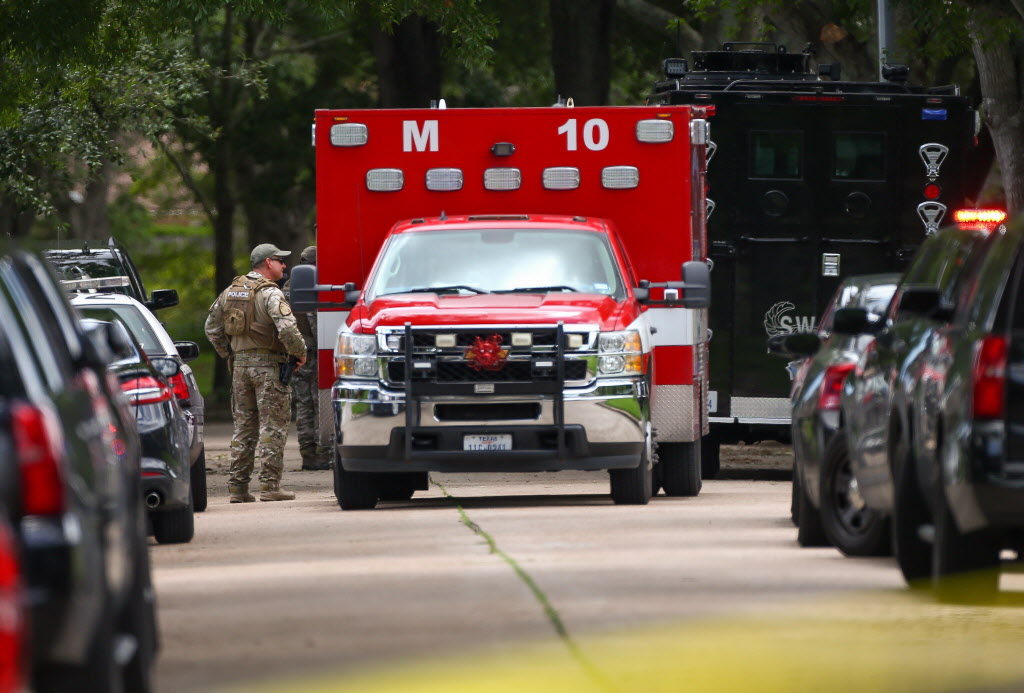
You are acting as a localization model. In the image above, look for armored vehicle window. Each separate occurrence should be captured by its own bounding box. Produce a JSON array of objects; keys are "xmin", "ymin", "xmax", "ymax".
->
[
  {"xmin": 832, "ymin": 133, "xmax": 885, "ymax": 181},
  {"xmin": 749, "ymin": 131, "xmax": 802, "ymax": 179}
]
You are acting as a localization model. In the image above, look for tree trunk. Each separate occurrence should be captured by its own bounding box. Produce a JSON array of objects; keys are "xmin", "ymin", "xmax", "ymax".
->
[
  {"xmin": 72, "ymin": 161, "xmax": 113, "ymax": 240},
  {"xmin": 970, "ymin": 8, "xmax": 1024, "ymax": 215},
  {"xmin": 550, "ymin": 0, "xmax": 615, "ymax": 105},
  {"xmin": 372, "ymin": 16, "xmax": 441, "ymax": 108}
]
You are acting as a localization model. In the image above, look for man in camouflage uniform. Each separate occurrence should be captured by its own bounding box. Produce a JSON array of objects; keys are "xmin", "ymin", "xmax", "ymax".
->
[
  {"xmin": 205, "ymin": 243, "xmax": 308, "ymax": 502},
  {"xmin": 286, "ymin": 246, "xmax": 332, "ymax": 470}
]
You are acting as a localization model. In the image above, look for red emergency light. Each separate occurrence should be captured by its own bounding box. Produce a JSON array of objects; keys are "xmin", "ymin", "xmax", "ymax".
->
[
  {"xmin": 953, "ymin": 208, "xmax": 1007, "ymax": 231},
  {"xmin": 923, "ymin": 183, "xmax": 941, "ymax": 200}
]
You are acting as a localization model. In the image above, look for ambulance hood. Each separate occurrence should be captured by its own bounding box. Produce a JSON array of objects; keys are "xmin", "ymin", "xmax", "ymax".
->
[{"xmin": 358, "ymin": 292, "xmax": 630, "ymax": 331}]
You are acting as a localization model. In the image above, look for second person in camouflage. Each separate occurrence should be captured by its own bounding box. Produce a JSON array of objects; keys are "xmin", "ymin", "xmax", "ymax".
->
[{"xmin": 286, "ymin": 246, "xmax": 332, "ymax": 470}]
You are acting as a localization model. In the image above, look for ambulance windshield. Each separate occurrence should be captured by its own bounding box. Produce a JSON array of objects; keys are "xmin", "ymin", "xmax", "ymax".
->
[{"xmin": 367, "ymin": 228, "xmax": 625, "ymax": 300}]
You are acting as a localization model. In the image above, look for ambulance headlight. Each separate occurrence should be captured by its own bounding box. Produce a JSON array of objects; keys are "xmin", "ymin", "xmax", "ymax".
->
[
  {"xmin": 597, "ymin": 330, "xmax": 642, "ymax": 375},
  {"xmin": 336, "ymin": 333, "xmax": 379, "ymax": 379},
  {"xmin": 599, "ymin": 355, "xmax": 626, "ymax": 374}
]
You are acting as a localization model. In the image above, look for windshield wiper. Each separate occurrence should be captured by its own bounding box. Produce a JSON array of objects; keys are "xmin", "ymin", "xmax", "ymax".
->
[
  {"xmin": 494, "ymin": 285, "xmax": 578, "ymax": 293},
  {"xmin": 400, "ymin": 285, "xmax": 489, "ymax": 295}
]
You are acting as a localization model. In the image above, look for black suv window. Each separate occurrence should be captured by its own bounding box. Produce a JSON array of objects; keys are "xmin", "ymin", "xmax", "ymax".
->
[{"xmin": 0, "ymin": 258, "xmax": 70, "ymax": 394}]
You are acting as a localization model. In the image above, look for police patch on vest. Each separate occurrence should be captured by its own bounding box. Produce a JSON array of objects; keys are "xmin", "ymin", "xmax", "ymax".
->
[{"xmin": 224, "ymin": 308, "xmax": 247, "ymax": 336}]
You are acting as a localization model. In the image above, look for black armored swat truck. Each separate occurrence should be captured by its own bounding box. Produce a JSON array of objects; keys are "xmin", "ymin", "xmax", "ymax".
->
[{"xmin": 648, "ymin": 42, "xmax": 987, "ymax": 476}]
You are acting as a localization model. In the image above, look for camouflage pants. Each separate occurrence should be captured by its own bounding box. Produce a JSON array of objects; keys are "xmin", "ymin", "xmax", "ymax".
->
[
  {"xmin": 230, "ymin": 363, "xmax": 291, "ymax": 486},
  {"xmin": 291, "ymin": 351, "xmax": 331, "ymax": 463}
]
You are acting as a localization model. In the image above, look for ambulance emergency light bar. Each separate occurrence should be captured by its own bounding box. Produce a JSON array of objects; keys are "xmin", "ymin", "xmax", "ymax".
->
[
  {"xmin": 344, "ymin": 113, "xmax": 687, "ymax": 193},
  {"xmin": 61, "ymin": 276, "xmax": 132, "ymax": 291},
  {"xmin": 332, "ymin": 117, "xmax": 677, "ymax": 147}
]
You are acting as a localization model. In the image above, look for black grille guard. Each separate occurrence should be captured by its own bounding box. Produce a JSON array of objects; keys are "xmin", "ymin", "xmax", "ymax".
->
[{"xmin": 402, "ymin": 322, "xmax": 568, "ymax": 463}]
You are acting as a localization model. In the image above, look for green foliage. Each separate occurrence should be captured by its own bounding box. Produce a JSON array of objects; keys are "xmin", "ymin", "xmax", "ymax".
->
[{"xmin": 129, "ymin": 220, "xmax": 218, "ymax": 396}]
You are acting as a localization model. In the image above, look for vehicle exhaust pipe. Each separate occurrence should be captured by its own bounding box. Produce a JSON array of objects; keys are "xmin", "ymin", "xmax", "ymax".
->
[{"xmin": 145, "ymin": 492, "xmax": 162, "ymax": 509}]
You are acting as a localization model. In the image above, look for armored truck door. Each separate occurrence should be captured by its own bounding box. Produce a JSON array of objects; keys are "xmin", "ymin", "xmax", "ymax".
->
[
  {"xmin": 708, "ymin": 103, "xmax": 823, "ymax": 422},
  {"xmin": 815, "ymin": 104, "xmax": 902, "ymax": 302}
]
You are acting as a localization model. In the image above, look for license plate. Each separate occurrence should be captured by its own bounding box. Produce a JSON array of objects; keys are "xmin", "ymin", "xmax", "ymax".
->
[{"xmin": 463, "ymin": 434, "xmax": 512, "ymax": 451}]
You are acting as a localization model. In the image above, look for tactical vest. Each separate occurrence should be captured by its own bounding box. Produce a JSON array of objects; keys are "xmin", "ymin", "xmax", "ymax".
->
[{"xmin": 221, "ymin": 275, "xmax": 288, "ymax": 353}]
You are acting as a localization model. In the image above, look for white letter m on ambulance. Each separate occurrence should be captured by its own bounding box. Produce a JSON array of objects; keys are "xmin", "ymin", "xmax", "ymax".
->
[{"xmin": 403, "ymin": 120, "xmax": 438, "ymax": 152}]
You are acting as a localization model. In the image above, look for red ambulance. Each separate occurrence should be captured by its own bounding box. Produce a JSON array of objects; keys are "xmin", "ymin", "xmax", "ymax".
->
[{"xmin": 291, "ymin": 105, "xmax": 712, "ymax": 509}]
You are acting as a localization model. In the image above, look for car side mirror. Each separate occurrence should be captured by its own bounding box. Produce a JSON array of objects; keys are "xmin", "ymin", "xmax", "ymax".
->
[
  {"xmin": 832, "ymin": 307, "xmax": 884, "ymax": 335},
  {"xmin": 149, "ymin": 356, "xmax": 181, "ymax": 379},
  {"xmin": 767, "ymin": 331, "xmax": 821, "ymax": 358},
  {"xmin": 147, "ymin": 289, "xmax": 179, "ymax": 311},
  {"xmin": 634, "ymin": 279, "xmax": 650, "ymax": 302},
  {"xmin": 290, "ymin": 264, "xmax": 359, "ymax": 311},
  {"xmin": 174, "ymin": 341, "xmax": 200, "ymax": 363},
  {"xmin": 897, "ymin": 286, "xmax": 950, "ymax": 321}
]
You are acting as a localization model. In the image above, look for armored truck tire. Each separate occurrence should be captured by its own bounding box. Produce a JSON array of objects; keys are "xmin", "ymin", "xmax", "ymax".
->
[
  {"xmin": 700, "ymin": 434, "xmax": 720, "ymax": 479},
  {"xmin": 794, "ymin": 462, "xmax": 829, "ymax": 547},
  {"xmin": 609, "ymin": 448, "xmax": 653, "ymax": 504},
  {"xmin": 658, "ymin": 441, "xmax": 701, "ymax": 496},
  {"xmin": 191, "ymin": 446, "xmax": 208, "ymax": 512},
  {"xmin": 820, "ymin": 435, "xmax": 890, "ymax": 556}
]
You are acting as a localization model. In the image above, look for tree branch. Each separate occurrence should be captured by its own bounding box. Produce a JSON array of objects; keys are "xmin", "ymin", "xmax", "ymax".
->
[
  {"xmin": 616, "ymin": 0, "xmax": 701, "ymax": 49},
  {"xmin": 154, "ymin": 137, "xmax": 216, "ymax": 223}
]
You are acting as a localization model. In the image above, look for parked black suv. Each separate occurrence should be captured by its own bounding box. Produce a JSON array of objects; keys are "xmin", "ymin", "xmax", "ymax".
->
[
  {"xmin": 0, "ymin": 245, "xmax": 157, "ymax": 692},
  {"xmin": 770, "ymin": 273, "xmax": 900, "ymax": 556},
  {"xmin": 44, "ymin": 237, "xmax": 179, "ymax": 312},
  {"xmin": 907, "ymin": 213, "xmax": 1024, "ymax": 601},
  {"xmin": 836, "ymin": 210, "xmax": 1011, "ymax": 599}
]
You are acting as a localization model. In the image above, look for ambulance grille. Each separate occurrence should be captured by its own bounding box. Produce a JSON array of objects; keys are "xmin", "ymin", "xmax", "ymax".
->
[
  {"xmin": 407, "ymin": 330, "xmax": 562, "ymax": 349},
  {"xmin": 386, "ymin": 360, "xmax": 589, "ymax": 383}
]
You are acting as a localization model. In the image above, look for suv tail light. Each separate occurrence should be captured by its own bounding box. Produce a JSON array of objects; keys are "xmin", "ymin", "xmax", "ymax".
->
[
  {"xmin": 12, "ymin": 402, "xmax": 66, "ymax": 516},
  {"xmin": 818, "ymin": 362, "xmax": 856, "ymax": 411},
  {"xmin": 973, "ymin": 335, "xmax": 1007, "ymax": 420},
  {"xmin": 122, "ymin": 376, "xmax": 173, "ymax": 405},
  {"xmin": 167, "ymin": 372, "xmax": 191, "ymax": 404}
]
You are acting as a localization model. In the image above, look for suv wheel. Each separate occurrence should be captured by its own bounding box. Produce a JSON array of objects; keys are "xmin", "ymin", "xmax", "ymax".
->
[
  {"xmin": 893, "ymin": 441, "xmax": 932, "ymax": 587},
  {"xmin": 820, "ymin": 435, "xmax": 890, "ymax": 556},
  {"xmin": 191, "ymin": 446, "xmax": 208, "ymax": 513}
]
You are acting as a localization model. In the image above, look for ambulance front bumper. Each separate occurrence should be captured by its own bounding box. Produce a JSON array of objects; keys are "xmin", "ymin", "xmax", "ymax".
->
[{"xmin": 332, "ymin": 378, "xmax": 647, "ymax": 472}]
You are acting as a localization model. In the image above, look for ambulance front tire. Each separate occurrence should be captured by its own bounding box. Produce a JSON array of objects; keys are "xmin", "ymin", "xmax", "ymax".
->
[
  {"xmin": 334, "ymin": 450, "xmax": 378, "ymax": 510},
  {"xmin": 659, "ymin": 441, "xmax": 701, "ymax": 496},
  {"xmin": 609, "ymin": 448, "xmax": 653, "ymax": 505},
  {"xmin": 700, "ymin": 434, "xmax": 721, "ymax": 479}
]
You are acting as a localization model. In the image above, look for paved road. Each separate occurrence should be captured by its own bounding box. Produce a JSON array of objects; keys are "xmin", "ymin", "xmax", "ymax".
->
[{"xmin": 151, "ymin": 425, "xmax": 1024, "ymax": 693}]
